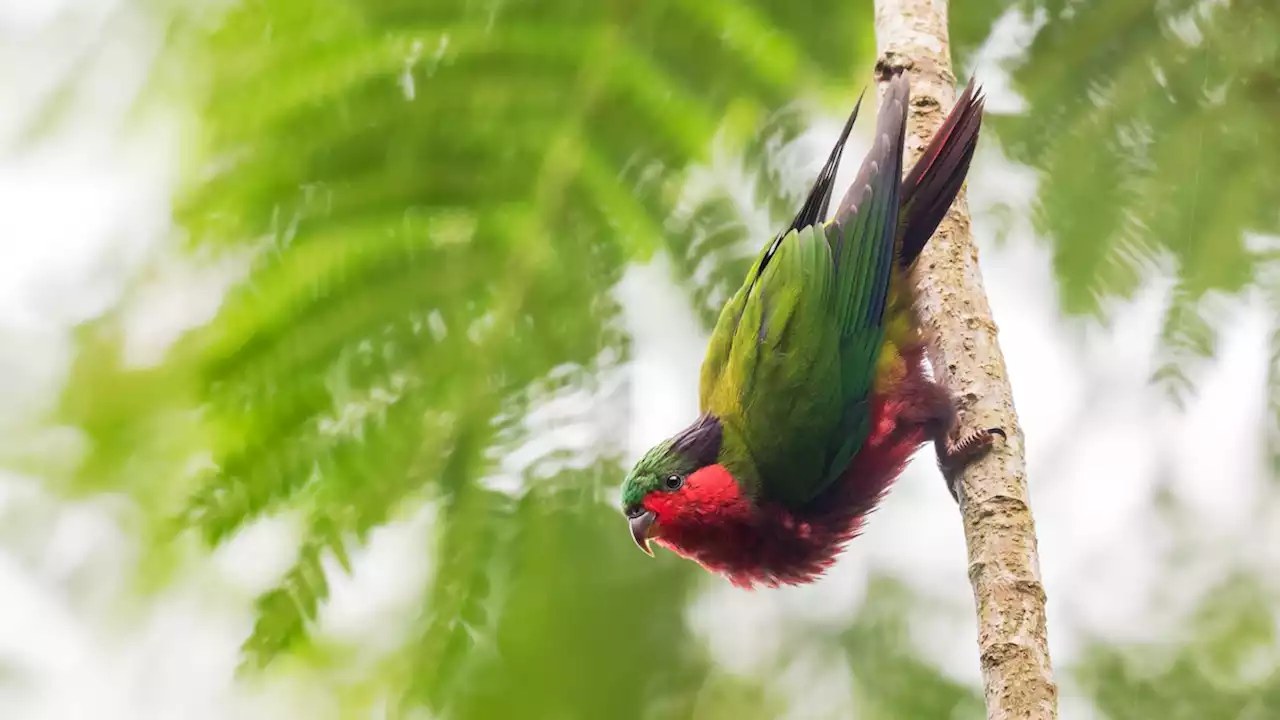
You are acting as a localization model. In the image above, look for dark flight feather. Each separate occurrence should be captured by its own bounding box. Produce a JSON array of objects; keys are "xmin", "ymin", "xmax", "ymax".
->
[
  {"xmin": 756, "ymin": 92, "xmax": 866, "ymax": 278},
  {"xmin": 828, "ymin": 74, "xmax": 909, "ymax": 341},
  {"xmin": 896, "ymin": 77, "xmax": 986, "ymax": 268}
]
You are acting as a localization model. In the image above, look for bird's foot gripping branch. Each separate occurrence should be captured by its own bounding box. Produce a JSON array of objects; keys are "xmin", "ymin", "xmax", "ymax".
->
[{"xmin": 937, "ymin": 426, "xmax": 1007, "ymax": 503}]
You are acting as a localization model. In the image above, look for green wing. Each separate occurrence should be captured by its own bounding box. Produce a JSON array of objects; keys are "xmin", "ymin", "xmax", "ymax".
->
[{"xmin": 698, "ymin": 76, "xmax": 910, "ymax": 508}]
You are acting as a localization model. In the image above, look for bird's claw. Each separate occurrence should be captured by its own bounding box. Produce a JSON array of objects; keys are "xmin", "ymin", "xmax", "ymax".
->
[{"xmin": 939, "ymin": 427, "xmax": 1006, "ymax": 503}]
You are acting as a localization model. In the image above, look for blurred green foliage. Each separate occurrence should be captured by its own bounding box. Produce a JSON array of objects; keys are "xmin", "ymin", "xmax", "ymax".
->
[
  {"xmin": 11, "ymin": 0, "xmax": 1280, "ymax": 717},
  {"xmin": 157, "ymin": 0, "xmax": 879, "ymax": 688},
  {"xmin": 1077, "ymin": 575, "xmax": 1280, "ymax": 719},
  {"xmin": 996, "ymin": 0, "xmax": 1280, "ymax": 419}
]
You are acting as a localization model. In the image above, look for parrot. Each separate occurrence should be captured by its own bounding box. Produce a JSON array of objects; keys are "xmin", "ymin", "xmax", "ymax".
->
[{"xmin": 619, "ymin": 73, "xmax": 1001, "ymax": 588}]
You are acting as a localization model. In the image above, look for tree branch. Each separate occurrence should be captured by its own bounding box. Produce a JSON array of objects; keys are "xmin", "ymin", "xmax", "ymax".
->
[{"xmin": 871, "ymin": 1, "xmax": 1059, "ymax": 717}]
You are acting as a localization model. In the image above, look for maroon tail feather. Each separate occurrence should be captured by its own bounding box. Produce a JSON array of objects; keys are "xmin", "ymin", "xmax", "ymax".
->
[{"xmin": 896, "ymin": 78, "xmax": 986, "ymax": 268}]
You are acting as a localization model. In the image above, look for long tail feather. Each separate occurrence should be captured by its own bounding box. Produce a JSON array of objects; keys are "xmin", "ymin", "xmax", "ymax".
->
[
  {"xmin": 751, "ymin": 92, "xmax": 865, "ymax": 283},
  {"xmin": 829, "ymin": 73, "xmax": 910, "ymax": 337},
  {"xmin": 895, "ymin": 78, "xmax": 986, "ymax": 268},
  {"xmin": 789, "ymin": 90, "xmax": 864, "ymax": 233}
]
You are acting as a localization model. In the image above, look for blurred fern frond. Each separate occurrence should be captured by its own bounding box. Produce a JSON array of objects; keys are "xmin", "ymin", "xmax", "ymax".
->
[
  {"xmin": 996, "ymin": 0, "xmax": 1280, "ymax": 467},
  {"xmin": 40, "ymin": 0, "xmax": 885, "ymax": 706}
]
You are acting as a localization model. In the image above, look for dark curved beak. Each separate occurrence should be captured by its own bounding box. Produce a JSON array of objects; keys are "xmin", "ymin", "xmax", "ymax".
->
[{"xmin": 628, "ymin": 510, "xmax": 656, "ymax": 556}]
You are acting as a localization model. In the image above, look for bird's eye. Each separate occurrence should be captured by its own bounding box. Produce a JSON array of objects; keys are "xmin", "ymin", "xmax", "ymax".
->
[{"xmin": 664, "ymin": 474, "xmax": 684, "ymax": 491}]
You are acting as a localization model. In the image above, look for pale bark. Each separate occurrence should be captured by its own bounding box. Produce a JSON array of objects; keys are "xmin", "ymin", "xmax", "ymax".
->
[{"xmin": 871, "ymin": 1, "xmax": 1059, "ymax": 718}]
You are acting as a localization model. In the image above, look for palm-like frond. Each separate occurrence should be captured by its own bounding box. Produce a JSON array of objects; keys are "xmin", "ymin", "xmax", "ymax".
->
[
  {"xmin": 998, "ymin": 1, "xmax": 1277, "ymax": 372},
  {"xmin": 996, "ymin": 0, "xmax": 1280, "ymax": 465},
  {"xmin": 38, "ymin": 0, "xmax": 880, "ymax": 706}
]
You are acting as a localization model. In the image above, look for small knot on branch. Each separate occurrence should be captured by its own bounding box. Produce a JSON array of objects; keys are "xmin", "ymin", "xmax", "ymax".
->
[
  {"xmin": 911, "ymin": 94, "xmax": 942, "ymax": 112},
  {"xmin": 874, "ymin": 52, "xmax": 913, "ymax": 81}
]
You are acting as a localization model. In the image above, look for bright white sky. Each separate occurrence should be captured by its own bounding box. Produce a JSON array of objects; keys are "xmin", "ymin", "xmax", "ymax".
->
[{"xmin": 0, "ymin": 1, "xmax": 1273, "ymax": 719}]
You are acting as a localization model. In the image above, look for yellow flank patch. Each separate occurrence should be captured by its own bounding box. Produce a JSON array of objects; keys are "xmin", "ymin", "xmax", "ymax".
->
[
  {"xmin": 874, "ymin": 342, "xmax": 904, "ymax": 391},
  {"xmin": 874, "ymin": 272, "xmax": 917, "ymax": 391}
]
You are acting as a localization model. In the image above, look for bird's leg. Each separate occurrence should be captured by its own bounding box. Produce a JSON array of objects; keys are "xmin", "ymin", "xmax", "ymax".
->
[
  {"xmin": 936, "ymin": 427, "xmax": 1006, "ymax": 503},
  {"xmin": 895, "ymin": 369, "xmax": 1006, "ymax": 503}
]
